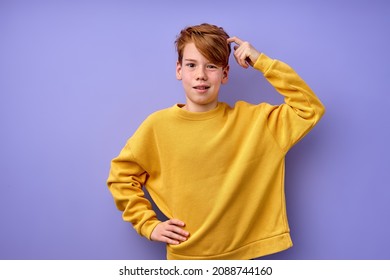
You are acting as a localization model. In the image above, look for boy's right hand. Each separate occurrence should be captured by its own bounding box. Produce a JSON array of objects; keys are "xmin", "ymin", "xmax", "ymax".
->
[{"xmin": 150, "ymin": 219, "xmax": 189, "ymax": 245}]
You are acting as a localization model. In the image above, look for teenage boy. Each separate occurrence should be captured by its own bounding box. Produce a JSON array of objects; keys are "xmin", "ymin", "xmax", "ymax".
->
[{"xmin": 107, "ymin": 23, "xmax": 325, "ymax": 260}]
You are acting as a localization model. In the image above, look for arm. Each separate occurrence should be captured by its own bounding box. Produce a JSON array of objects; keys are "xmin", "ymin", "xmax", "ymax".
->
[
  {"xmin": 228, "ymin": 37, "xmax": 325, "ymax": 150},
  {"xmin": 107, "ymin": 143, "xmax": 160, "ymax": 238},
  {"xmin": 107, "ymin": 142, "xmax": 189, "ymax": 244}
]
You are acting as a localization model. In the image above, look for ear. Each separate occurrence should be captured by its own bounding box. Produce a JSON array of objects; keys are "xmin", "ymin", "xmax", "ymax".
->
[
  {"xmin": 221, "ymin": 65, "xmax": 229, "ymax": 84},
  {"xmin": 176, "ymin": 61, "xmax": 182, "ymax": 80}
]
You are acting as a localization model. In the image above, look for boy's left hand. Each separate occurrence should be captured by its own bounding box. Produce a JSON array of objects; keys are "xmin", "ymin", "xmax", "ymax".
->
[{"xmin": 227, "ymin": 37, "xmax": 261, "ymax": 68}]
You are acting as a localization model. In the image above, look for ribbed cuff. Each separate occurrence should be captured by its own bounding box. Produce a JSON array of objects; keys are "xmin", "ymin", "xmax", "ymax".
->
[
  {"xmin": 141, "ymin": 219, "xmax": 162, "ymax": 240},
  {"xmin": 253, "ymin": 53, "xmax": 274, "ymax": 74}
]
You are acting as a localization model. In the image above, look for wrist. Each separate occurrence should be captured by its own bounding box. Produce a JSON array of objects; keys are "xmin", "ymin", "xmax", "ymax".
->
[
  {"xmin": 143, "ymin": 219, "xmax": 162, "ymax": 240},
  {"xmin": 253, "ymin": 53, "xmax": 273, "ymax": 73}
]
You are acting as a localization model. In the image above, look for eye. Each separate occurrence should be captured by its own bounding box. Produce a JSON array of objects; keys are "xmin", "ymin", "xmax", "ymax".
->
[
  {"xmin": 186, "ymin": 63, "xmax": 195, "ymax": 68},
  {"xmin": 207, "ymin": 64, "xmax": 218, "ymax": 69}
]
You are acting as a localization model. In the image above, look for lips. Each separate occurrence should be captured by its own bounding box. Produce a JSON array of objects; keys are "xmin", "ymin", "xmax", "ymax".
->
[{"xmin": 193, "ymin": 85, "xmax": 210, "ymax": 90}]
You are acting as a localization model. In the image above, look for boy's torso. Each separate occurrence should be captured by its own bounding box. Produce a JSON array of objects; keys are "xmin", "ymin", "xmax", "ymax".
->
[{"xmin": 129, "ymin": 101, "xmax": 292, "ymax": 259}]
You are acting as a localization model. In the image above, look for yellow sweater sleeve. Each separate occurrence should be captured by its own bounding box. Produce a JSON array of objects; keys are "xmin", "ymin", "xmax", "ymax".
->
[
  {"xmin": 107, "ymin": 141, "xmax": 160, "ymax": 239},
  {"xmin": 254, "ymin": 53, "xmax": 325, "ymax": 151}
]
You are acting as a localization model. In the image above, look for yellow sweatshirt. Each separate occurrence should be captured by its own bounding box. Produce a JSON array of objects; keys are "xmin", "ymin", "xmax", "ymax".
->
[{"xmin": 107, "ymin": 53, "xmax": 325, "ymax": 260}]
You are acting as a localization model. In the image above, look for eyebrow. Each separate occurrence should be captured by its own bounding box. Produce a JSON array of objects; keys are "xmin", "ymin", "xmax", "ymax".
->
[{"xmin": 184, "ymin": 58, "xmax": 216, "ymax": 65}]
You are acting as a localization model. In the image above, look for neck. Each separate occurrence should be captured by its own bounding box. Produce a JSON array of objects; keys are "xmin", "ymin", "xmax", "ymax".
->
[{"xmin": 182, "ymin": 101, "xmax": 218, "ymax": 113}]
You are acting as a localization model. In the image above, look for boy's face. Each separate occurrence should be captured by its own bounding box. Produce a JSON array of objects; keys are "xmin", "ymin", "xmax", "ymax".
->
[{"xmin": 176, "ymin": 42, "xmax": 229, "ymax": 112}]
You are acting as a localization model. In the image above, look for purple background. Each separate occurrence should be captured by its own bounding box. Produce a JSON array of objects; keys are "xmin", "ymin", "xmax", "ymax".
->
[{"xmin": 1, "ymin": 0, "xmax": 389, "ymax": 260}]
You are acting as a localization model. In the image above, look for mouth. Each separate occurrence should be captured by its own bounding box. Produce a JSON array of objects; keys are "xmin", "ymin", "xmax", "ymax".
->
[{"xmin": 193, "ymin": 85, "xmax": 210, "ymax": 91}]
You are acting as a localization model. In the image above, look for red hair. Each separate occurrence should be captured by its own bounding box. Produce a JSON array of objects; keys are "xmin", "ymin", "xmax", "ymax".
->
[{"xmin": 175, "ymin": 23, "xmax": 231, "ymax": 67}]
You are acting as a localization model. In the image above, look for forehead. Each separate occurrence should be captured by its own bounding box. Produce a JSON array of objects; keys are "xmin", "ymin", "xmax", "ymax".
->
[{"xmin": 182, "ymin": 42, "xmax": 208, "ymax": 61}]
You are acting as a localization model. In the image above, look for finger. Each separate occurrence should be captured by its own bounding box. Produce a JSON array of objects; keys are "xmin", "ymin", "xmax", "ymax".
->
[
  {"xmin": 227, "ymin": 36, "xmax": 244, "ymax": 45},
  {"xmin": 169, "ymin": 225, "xmax": 190, "ymax": 237},
  {"xmin": 234, "ymin": 51, "xmax": 249, "ymax": 68},
  {"xmin": 152, "ymin": 228, "xmax": 186, "ymax": 244},
  {"xmin": 157, "ymin": 226, "xmax": 188, "ymax": 245},
  {"xmin": 234, "ymin": 47, "xmax": 251, "ymax": 68},
  {"xmin": 167, "ymin": 219, "xmax": 189, "ymax": 236},
  {"xmin": 165, "ymin": 223, "xmax": 189, "ymax": 237},
  {"xmin": 232, "ymin": 49, "xmax": 242, "ymax": 65},
  {"xmin": 163, "ymin": 230, "xmax": 188, "ymax": 242},
  {"xmin": 152, "ymin": 230, "xmax": 179, "ymax": 244},
  {"xmin": 162, "ymin": 236, "xmax": 181, "ymax": 245},
  {"xmin": 168, "ymin": 219, "xmax": 185, "ymax": 227}
]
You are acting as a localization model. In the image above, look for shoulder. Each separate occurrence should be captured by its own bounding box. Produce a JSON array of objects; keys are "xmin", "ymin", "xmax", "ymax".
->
[
  {"xmin": 145, "ymin": 106, "xmax": 174, "ymax": 123},
  {"xmin": 131, "ymin": 106, "xmax": 174, "ymax": 138},
  {"xmin": 230, "ymin": 101, "xmax": 275, "ymax": 116}
]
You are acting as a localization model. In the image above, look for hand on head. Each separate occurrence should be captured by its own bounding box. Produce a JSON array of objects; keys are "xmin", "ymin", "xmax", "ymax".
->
[{"xmin": 227, "ymin": 37, "xmax": 261, "ymax": 68}]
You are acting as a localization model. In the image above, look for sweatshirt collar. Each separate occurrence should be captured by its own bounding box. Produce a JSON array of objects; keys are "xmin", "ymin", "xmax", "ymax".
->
[{"xmin": 173, "ymin": 102, "xmax": 225, "ymax": 121}]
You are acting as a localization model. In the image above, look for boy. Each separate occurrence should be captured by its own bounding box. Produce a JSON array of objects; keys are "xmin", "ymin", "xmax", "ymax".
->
[{"xmin": 107, "ymin": 23, "xmax": 325, "ymax": 260}]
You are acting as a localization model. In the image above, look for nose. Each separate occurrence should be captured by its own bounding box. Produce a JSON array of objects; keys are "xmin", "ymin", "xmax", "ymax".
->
[{"xmin": 196, "ymin": 66, "xmax": 207, "ymax": 80}]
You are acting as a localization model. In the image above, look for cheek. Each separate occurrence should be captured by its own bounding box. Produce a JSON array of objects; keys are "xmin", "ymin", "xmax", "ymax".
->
[
  {"xmin": 211, "ymin": 73, "xmax": 224, "ymax": 84},
  {"xmin": 181, "ymin": 73, "xmax": 192, "ymax": 82},
  {"xmin": 181, "ymin": 75, "xmax": 194, "ymax": 88}
]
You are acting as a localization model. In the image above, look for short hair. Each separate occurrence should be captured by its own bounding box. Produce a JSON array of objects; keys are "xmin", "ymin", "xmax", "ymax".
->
[{"xmin": 175, "ymin": 23, "xmax": 231, "ymax": 67}]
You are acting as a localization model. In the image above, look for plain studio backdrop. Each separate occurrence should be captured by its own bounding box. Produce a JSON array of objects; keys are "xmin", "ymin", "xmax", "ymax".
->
[{"xmin": 1, "ymin": 0, "xmax": 389, "ymax": 259}]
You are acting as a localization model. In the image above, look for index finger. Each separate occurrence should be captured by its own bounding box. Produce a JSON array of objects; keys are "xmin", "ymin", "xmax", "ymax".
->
[
  {"xmin": 227, "ymin": 36, "xmax": 244, "ymax": 45},
  {"xmin": 168, "ymin": 218, "xmax": 185, "ymax": 227}
]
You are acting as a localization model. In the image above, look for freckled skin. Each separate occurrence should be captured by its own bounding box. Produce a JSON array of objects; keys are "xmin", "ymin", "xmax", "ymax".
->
[{"xmin": 175, "ymin": 42, "xmax": 229, "ymax": 112}]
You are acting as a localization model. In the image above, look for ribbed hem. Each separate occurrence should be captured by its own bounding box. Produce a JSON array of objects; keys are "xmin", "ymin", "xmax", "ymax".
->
[{"xmin": 166, "ymin": 233, "xmax": 293, "ymax": 260}]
